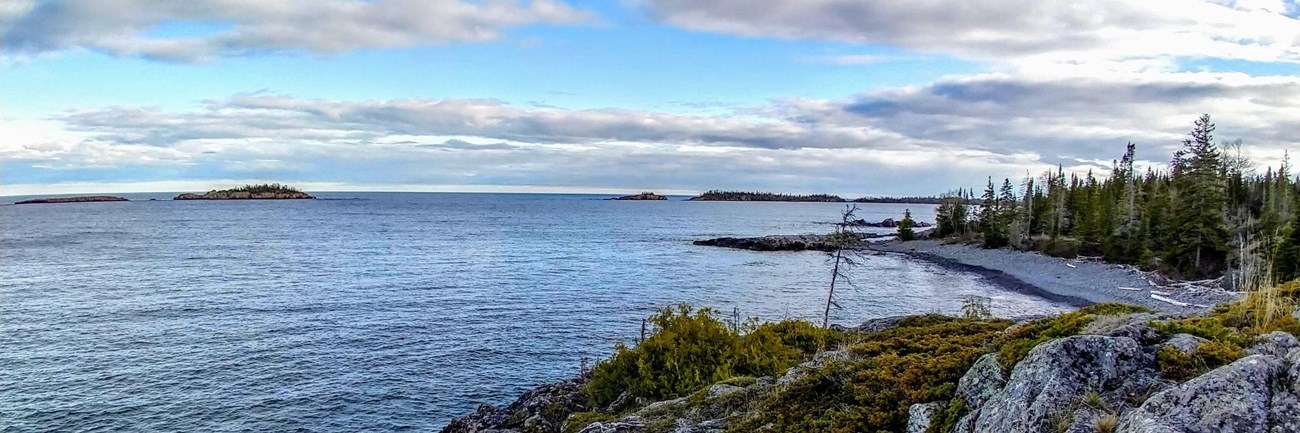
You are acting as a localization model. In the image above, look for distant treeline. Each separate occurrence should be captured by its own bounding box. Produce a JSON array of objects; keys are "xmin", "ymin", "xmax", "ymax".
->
[
  {"xmin": 931, "ymin": 114, "xmax": 1298, "ymax": 285},
  {"xmin": 687, "ymin": 190, "xmax": 847, "ymax": 202},
  {"xmin": 688, "ymin": 190, "xmax": 961, "ymax": 204},
  {"xmin": 851, "ymin": 196, "xmax": 979, "ymax": 205},
  {"xmin": 221, "ymin": 183, "xmax": 305, "ymax": 194}
]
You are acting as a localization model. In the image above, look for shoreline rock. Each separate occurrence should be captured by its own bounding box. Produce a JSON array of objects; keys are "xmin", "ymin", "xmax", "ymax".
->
[
  {"xmin": 845, "ymin": 218, "xmax": 932, "ymax": 228},
  {"xmin": 14, "ymin": 196, "xmax": 129, "ymax": 204},
  {"xmin": 693, "ymin": 233, "xmax": 891, "ymax": 252}
]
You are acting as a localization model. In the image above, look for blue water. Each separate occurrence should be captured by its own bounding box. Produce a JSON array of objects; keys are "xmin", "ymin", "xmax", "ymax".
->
[{"xmin": 0, "ymin": 193, "xmax": 1070, "ymax": 431}]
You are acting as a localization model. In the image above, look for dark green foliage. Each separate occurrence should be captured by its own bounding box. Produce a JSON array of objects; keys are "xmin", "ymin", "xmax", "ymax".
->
[
  {"xmin": 898, "ymin": 209, "xmax": 918, "ymax": 241},
  {"xmin": 928, "ymin": 115, "xmax": 1297, "ymax": 283},
  {"xmin": 926, "ymin": 399, "xmax": 966, "ymax": 433},
  {"xmin": 688, "ymin": 190, "xmax": 846, "ymax": 202},
  {"xmin": 223, "ymin": 183, "xmax": 304, "ymax": 194},
  {"xmin": 725, "ymin": 318, "xmax": 1012, "ymax": 433},
  {"xmin": 583, "ymin": 305, "xmax": 828, "ymax": 408},
  {"xmin": 935, "ymin": 189, "xmax": 972, "ymax": 238}
]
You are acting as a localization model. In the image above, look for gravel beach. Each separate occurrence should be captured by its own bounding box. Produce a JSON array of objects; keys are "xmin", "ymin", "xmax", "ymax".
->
[{"xmin": 865, "ymin": 239, "xmax": 1241, "ymax": 314}]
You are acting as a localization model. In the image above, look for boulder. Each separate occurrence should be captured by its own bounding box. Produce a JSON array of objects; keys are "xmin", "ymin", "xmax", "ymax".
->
[
  {"xmin": 1162, "ymin": 333, "xmax": 1209, "ymax": 355},
  {"xmin": 969, "ymin": 335, "xmax": 1155, "ymax": 433},
  {"xmin": 955, "ymin": 353, "xmax": 1007, "ymax": 409},
  {"xmin": 1083, "ymin": 313, "xmax": 1164, "ymax": 345},
  {"xmin": 1117, "ymin": 355, "xmax": 1289, "ymax": 433},
  {"xmin": 906, "ymin": 401, "xmax": 944, "ymax": 433},
  {"xmin": 1247, "ymin": 331, "xmax": 1300, "ymax": 358}
]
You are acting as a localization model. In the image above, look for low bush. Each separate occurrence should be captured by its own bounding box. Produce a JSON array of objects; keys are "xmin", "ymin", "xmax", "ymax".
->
[{"xmin": 583, "ymin": 305, "xmax": 827, "ymax": 408}]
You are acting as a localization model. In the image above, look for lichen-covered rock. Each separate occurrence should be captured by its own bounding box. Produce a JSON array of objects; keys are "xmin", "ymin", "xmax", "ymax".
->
[
  {"xmin": 969, "ymin": 335, "xmax": 1154, "ymax": 433},
  {"xmin": 440, "ymin": 378, "xmax": 587, "ymax": 433},
  {"xmin": 956, "ymin": 353, "xmax": 1006, "ymax": 408},
  {"xmin": 1162, "ymin": 333, "xmax": 1208, "ymax": 355},
  {"xmin": 906, "ymin": 401, "xmax": 944, "ymax": 433},
  {"xmin": 778, "ymin": 350, "xmax": 851, "ymax": 385},
  {"xmin": 1247, "ymin": 331, "xmax": 1299, "ymax": 358},
  {"xmin": 1117, "ymin": 355, "xmax": 1288, "ymax": 433},
  {"xmin": 576, "ymin": 416, "xmax": 644, "ymax": 433},
  {"xmin": 1084, "ymin": 313, "xmax": 1163, "ymax": 345}
]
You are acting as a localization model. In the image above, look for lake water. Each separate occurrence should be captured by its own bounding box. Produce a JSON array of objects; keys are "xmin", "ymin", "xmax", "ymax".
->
[{"xmin": 0, "ymin": 193, "xmax": 1070, "ymax": 431}]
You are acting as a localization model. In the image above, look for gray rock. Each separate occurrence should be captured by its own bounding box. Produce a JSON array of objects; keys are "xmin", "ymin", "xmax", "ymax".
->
[
  {"xmin": 1162, "ymin": 333, "xmax": 1208, "ymax": 355},
  {"xmin": 956, "ymin": 353, "xmax": 1007, "ymax": 409},
  {"xmin": 441, "ymin": 378, "xmax": 587, "ymax": 433},
  {"xmin": 1084, "ymin": 313, "xmax": 1163, "ymax": 345},
  {"xmin": 1117, "ymin": 355, "xmax": 1286, "ymax": 433},
  {"xmin": 705, "ymin": 384, "xmax": 743, "ymax": 399},
  {"xmin": 969, "ymin": 335, "xmax": 1155, "ymax": 433},
  {"xmin": 1247, "ymin": 331, "xmax": 1299, "ymax": 358},
  {"xmin": 778, "ymin": 350, "xmax": 850, "ymax": 385},
  {"xmin": 906, "ymin": 401, "xmax": 944, "ymax": 433},
  {"xmin": 577, "ymin": 416, "xmax": 644, "ymax": 433}
]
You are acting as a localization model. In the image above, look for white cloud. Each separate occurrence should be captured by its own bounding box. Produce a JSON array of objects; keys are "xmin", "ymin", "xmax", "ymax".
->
[
  {"xmin": 6, "ymin": 68, "xmax": 1298, "ymax": 195},
  {"xmin": 2, "ymin": 0, "xmax": 593, "ymax": 62},
  {"xmin": 645, "ymin": 0, "xmax": 1300, "ymax": 70}
]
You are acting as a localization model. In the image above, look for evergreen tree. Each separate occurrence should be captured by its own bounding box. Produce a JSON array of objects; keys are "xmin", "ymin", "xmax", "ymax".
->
[
  {"xmin": 1276, "ymin": 210, "xmax": 1300, "ymax": 282},
  {"xmin": 979, "ymin": 178, "xmax": 1009, "ymax": 248},
  {"xmin": 1166, "ymin": 114, "xmax": 1231, "ymax": 278},
  {"xmin": 897, "ymin": 209, "xmax": 917, "ymax": 241}
]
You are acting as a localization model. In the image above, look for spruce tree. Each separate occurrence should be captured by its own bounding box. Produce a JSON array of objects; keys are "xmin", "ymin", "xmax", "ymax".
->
[
  {"xmin": 897, "ymin": 209, "xmax": 917, "ymax": 241},
  {"xmin": 1166, "ymin": 114, "xmax": 1231, "ymax": 278},
  {"xmin": 979, "ymin": 178, "xmax": 1009, "ymax": 248}
]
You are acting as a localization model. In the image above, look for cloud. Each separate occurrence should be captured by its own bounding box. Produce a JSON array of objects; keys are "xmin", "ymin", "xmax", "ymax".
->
[
  {"xmin": 645, "ymin": 0, "xmax": 1300, "ymax": 69},
  {"xmin": 2, "ymin": 0, "xmax": 593, "ymax": 62},
  {"xmin": 5, "ymin": 69, "xmax": 1298, "ymax": 195}
]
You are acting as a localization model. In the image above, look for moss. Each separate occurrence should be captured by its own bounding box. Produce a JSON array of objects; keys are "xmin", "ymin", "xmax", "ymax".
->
[
  {"xmin": 562, "ymin": 412, "xmax": 615, "ymax": 433},
  {"xmin": 1156, "ymin": 340, "xmax": 1245, "ymax": 381},
  {"xmin": 725, "ymin": 318, "xmax": 1012, "ymax": 433}
]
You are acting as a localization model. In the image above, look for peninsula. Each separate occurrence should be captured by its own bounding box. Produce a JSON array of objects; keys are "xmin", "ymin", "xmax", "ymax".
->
[
  {"xmin": 174, "ymin": 184, "xmax": 314, "ymax": 200},
  {"xmin": 686, "ymin": 190, "xmax": 846, "ymax": 202},
  {"xmin": 14, "ymin": 196, "xmax": 129, "ymax": 204}
]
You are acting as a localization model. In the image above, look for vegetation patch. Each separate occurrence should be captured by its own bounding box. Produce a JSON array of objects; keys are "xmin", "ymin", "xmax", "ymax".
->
[
  {"xmin": 583, "ymin": 305, "xmax": 833, "ymax": 409},
  {"xmin": 995, "ymin": 303, "xmax": 1150, "ymax": 369}
]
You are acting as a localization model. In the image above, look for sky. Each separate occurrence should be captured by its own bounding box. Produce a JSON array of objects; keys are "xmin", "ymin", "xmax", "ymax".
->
[{"xmin": 2, "ymin": 0, "xmax": 1300, "ymax": 197}]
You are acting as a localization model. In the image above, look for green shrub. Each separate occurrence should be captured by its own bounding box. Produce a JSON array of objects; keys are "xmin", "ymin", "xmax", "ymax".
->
[
  {"xmin": 584, "ymin": 305, "xmax": 822, "ymax": 408},
  {"xmin": 926, "ymin": 399, "xmax": 966, "ymax": 433},
  {"xmin": 1156, "ymin": 340, "xmax": 1245, "ymax": 381}
]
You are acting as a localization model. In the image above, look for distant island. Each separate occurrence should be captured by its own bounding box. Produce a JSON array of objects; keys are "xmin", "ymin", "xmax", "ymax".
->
[
  {"xmin": 609, "ymin": 192, "xmax": 668, "ymax": 201},
  {"xmin": 851, "ymin": 196, "xmax": 944, "ymax": 204},
  {"xmin": 174, "ymin": 183, "xmax": 314, "ymax": 200},
  {"xmin": 14, "ymin": 196, "xmax": 129, "ymax": 204},
  {"xmin": 686, "ymin": 190, "xmax": 846, "ymax": 202}
]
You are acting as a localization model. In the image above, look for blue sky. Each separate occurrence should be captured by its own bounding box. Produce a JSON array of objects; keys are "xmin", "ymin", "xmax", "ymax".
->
[{"xmin": 3, "ymin": 0, "xmax": 1299, "ymax": 196}]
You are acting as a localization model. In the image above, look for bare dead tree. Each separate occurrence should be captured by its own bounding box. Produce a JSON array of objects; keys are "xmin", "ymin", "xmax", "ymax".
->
[{"xmin": 823, "ymin": 204, "xmax": 866, "ymax": 329}]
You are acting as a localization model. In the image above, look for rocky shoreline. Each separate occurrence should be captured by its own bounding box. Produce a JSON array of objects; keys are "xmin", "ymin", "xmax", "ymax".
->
[
  {"xmin": 442, "ymin": 307, "xmax": 1300, "ymax": 433},
  {"xmin": 14, "ymin": 196, "xmax": 129, "ymax": 204},
  {"xmin": 864, "ymin": 239, "xmax": 1239, "ymax": 314}
]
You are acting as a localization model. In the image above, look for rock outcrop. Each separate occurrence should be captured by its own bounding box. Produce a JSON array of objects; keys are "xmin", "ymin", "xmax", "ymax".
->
[
  {"xmin": 1117, "ymin": 354, "xmax": 1294, "ymax": 433},
  {"xmin": 692, "ymin": 233, "xmax": 890, "ymax": 252},
  {"xmin": 14, "ymin": 196, "xmax": 128, "ymax": 204},
  {"xmin": 846, "ymin": 218, "xmax": 933, "ymax": 228},
  {"xmin": 609, "ymin": 192, "xmax": 668, "ymax": 201},
  {"xmin": 440, "ymin": 377, "xmax": 588, "ymax": 433},
  {"xmin": 965, "ymin": 335, "xmax": 1156, "ymax": 433}
]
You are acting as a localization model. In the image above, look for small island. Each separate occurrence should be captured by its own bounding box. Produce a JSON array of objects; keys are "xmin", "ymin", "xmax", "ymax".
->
[
  {"xmin": 686, "ymin": 190, "xmax": 846, "ymax": 202},
  {"xmin": 609, "ymin": 192, "xmax": 668, "ymax": 201},
  {"xmin": 174, "ymin": 183, "xmax": 314, "ymax": 200},
  {"xmin": 14, "ymin": 196, "xmax": 129, "ymax": 204}
]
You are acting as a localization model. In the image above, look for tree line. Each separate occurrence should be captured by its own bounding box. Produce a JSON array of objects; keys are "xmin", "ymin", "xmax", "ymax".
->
[{"xmin": 931, "ymin": 114, "xmax": 1298, "ymax": 286}]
